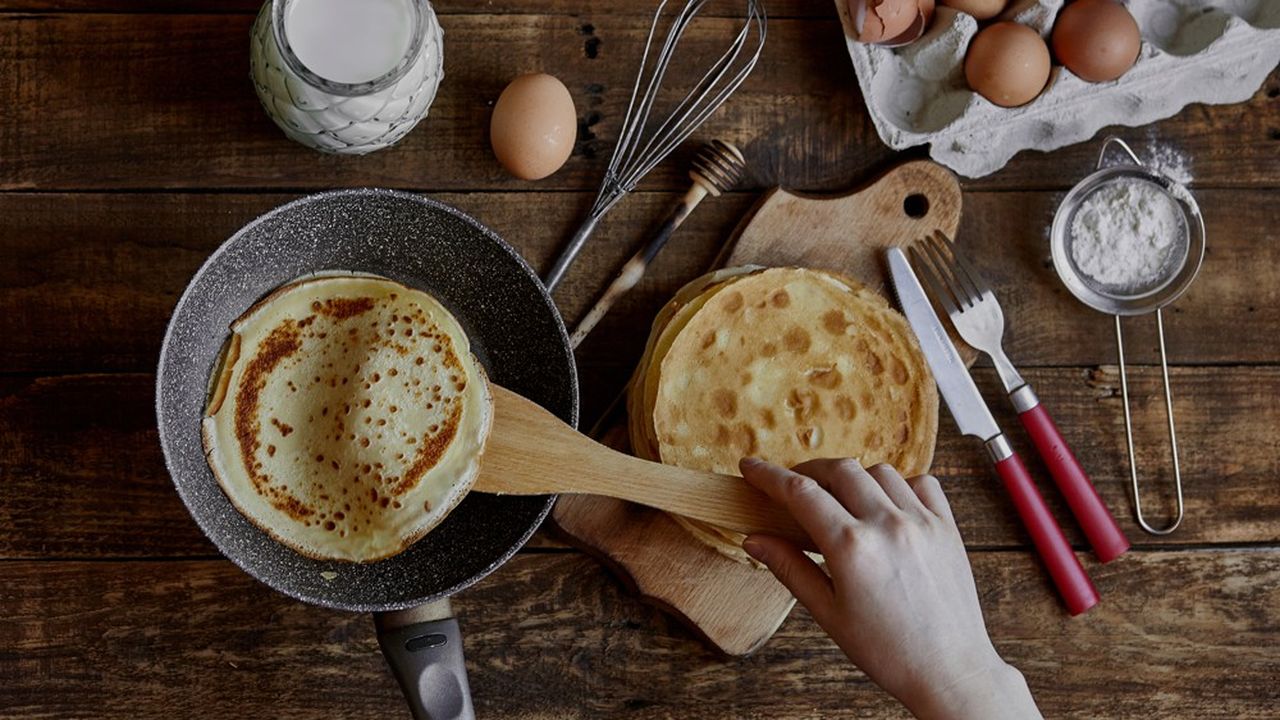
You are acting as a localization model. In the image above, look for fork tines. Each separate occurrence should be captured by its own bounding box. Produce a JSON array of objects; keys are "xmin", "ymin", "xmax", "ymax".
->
[{"xmin": 909, "ymin": 230, "xmax": 993, "ymax": 315}]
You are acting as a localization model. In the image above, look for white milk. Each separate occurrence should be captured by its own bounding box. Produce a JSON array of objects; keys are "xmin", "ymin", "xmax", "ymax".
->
[
  {"xmin": 284, "ymin": 0, "xmax": 413, "ymax": 84},
  {"xmin": 249, "ymin": 0, "xmax": 444, "ymax": 155}
]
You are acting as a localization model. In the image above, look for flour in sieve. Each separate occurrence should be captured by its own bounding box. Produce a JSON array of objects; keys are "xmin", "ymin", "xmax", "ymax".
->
[{"xmin": 1070, "ymin": 178, "xmax": 1188, "ymax": 292}]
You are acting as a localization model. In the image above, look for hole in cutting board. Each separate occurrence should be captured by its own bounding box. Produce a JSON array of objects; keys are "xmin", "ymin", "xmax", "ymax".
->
[{"xmin": 903, "ymin": 194, "xmax": 929, "ymax": 219}]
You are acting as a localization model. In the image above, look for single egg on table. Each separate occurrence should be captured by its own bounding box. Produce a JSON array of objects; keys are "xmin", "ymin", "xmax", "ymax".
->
[
  {"xmin": 964, "ymin": 21, "xmax": 1051, "ymax": 108},
  {"xmin": 1051, "ymin": 0, "xmax": 1141, "ymax": 83},
  {"xmin": 940, "ymin": 0, "xmax": 1006, "ymax": 21},
  {"xmin": 490, "ymin": 73, "xmax": 577, "ymax": 181}
]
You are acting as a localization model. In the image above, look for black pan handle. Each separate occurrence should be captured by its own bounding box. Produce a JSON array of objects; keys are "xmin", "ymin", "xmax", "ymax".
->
[{"xmin": 375, "ymin": 600, "xmax": 475, "ymax": 720}]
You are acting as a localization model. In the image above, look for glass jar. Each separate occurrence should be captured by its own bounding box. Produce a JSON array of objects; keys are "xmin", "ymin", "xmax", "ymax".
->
[{"xmin": 249, "ymin": 0, "xmax": 444, "ymax": 155}]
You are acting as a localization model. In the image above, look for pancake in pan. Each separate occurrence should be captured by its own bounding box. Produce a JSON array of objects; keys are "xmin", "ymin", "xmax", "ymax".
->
[{"xmin": 203, "ymin": 275, "xmax": 492, "ymax": 563}]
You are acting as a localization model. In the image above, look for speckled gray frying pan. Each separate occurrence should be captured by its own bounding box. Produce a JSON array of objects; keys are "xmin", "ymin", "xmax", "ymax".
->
[{"xmin": 156, "ymin": 189, "xmax": 578, "ymax": 720}]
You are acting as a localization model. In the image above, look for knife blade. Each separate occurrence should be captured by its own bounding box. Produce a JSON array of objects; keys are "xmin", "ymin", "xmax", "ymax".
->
[
  {"xmin": 886, "ymin": 247, "xmax": 1099, "ymax": 616},
  {"xmin": 887, "ymin": 248, "xmax": 1002, "ymax": 447}
]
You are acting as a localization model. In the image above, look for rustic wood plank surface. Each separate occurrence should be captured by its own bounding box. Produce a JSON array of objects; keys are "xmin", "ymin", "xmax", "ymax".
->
[
  {"xmin": 3, "ymin": 367, "xmax": 1276, "ymax": 560},
  {"xmin": 1, "ymin": 13, "xmax": 1278, "ymax": 193},
  {"xmin": 2, "ymin": 552, "xmax": 1277, "ymax": 719},
  {"xmin": 2, "ymin": 1, "xmax": 1278, "ymax": 718},
  {"xmin": 2, "ymin": 188, "xmax": 1277, "ymax": 375}
]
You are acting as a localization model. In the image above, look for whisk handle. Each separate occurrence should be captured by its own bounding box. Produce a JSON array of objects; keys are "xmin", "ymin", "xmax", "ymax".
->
[{"xmin": 544, "ymin": 214, "xmax": 602, "ymax": 292}]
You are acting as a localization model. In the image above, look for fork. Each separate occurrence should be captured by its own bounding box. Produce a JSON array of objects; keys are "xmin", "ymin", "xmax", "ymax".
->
[{"xmin": 912, "ymin": 230, "xmax": 1130, "ymax": 563}]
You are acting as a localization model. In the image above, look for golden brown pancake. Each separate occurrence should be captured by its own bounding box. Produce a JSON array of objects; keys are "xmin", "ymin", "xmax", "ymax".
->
[
  {"xmin": 202, "ymin": 275, "xmax": 492, "ymax": 562},
  {"xmin": 627, "ymin": 267, "xmax": 938, "ymax": 563}
]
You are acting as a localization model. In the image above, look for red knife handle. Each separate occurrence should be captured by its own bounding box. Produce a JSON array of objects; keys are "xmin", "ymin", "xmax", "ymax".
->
[
  {"xmin": 1013, "ymin": 387, "xmax": 1130, "ymax": 563},
  {"xmin": 989, "ymin": 436, "xmax": 1099, "ymax": 616}
]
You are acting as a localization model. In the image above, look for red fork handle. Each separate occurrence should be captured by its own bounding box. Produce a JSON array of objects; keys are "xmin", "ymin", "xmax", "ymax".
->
[
  {"xmin": 991, "ymin": 439, "xmax": 1099, "ymax": 616},
  {"xmin": 1015, "ymin": 389, "xmax": 1130, "ymax": 563}
]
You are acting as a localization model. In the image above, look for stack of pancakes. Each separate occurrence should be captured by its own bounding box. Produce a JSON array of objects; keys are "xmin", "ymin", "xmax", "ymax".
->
[
  {"xmin": 627, "ymin": 267, "xmax": 938, "ymax": 563},
  {"xmin": 203, "ymin": 275, "xmax": 492, "ymax": 563}
]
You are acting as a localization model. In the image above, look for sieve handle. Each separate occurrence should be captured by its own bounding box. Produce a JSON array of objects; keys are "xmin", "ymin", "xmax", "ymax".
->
[
  {"xmin": 1013, "ymin": 387, "xmax": 1130, "ymax": 563},
  {"xmin": 1096, "ymin": 136, "xmax": 1143, "ymax": 170},
  {"xmin": 376, "ymin": 606, "xmax": 475, "ymax": 720}
]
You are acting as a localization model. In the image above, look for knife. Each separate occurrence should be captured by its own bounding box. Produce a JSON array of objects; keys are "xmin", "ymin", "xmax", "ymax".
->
[{"xmin": 887, "ymin": 247, "xmax": 1099, "ymax": 616}]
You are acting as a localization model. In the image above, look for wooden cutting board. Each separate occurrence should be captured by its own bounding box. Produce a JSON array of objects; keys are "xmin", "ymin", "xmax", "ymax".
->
[{"xmin": 552, "ymin": 160, "xmax": 965, "ymax": 656}]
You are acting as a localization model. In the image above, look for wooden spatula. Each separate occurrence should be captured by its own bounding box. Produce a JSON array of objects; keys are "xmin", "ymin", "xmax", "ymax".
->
[{"xmin": 473, "ymin": 385, "xmax": 811, "ymax": 548}]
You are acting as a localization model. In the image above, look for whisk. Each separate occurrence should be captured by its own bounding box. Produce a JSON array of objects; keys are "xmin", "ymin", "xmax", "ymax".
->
[{"xmin": 541, "ymin": 0, "xmax": 767, "ymax": 291}]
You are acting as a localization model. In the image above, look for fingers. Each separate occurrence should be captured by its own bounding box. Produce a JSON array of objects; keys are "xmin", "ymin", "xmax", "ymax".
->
[
  {"xmin": 864, "ymin": 463, "xmax": 926, "ymax": 514},
  {"xmin": 742, "ymin": 534, "xmax": 834, "ymax": 622},
  {"xmin": 790, "ymin": 458, "xmax": 898, "ymax": 519},
  {"xmin": 907, "ymin": 474, "xmax": 955, "ymax": 524},
  {"xmin": 740, "ymin": 458, "xmax": 855, "ymax": 553}
]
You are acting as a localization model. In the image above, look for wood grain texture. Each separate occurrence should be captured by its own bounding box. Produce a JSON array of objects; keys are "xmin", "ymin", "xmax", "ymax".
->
[
  {"xmin": 2, "ymin": 4, "xmax": 1278, "ymax": 717},
  {"xmin": 1, "ymin": 13, "xmax": 1277, "ymax": 193},
  {"xmin": 723, "ymin": 159, "xmax": 960, "ymax": 273},
  {"xmin": 3, "ymin": 367, "xmax": 1276, "ymax": 560},
  {"xmin": 1, "ymin": 551, "xmax": 1277, "ymax": 719},
  {"xmin": 2, "ymin": 188, "xmax": 1278, "ymax": 376},
  {"xmin": 0, "ymin": 1, "xmax": 827, "ymax": 15},
  {"xmin": 550, "ymin": 493, "xmax": 796, "ymax": 656}
]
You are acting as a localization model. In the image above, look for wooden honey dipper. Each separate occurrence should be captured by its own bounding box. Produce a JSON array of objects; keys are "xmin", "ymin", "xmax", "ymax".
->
[{"xmin": 569, "ymin": 139, "xmax": 747, "ymax": 348}]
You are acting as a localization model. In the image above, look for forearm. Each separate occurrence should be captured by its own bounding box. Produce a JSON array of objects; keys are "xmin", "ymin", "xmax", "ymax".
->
[{"xmin": 903, "ymin": 660, "xmax": 1043, "ymax": 720}]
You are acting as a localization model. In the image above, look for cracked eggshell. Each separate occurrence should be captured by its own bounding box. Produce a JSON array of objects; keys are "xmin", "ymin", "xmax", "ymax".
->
[
  {"xmin": 846, "ymin": 0, "xmax": 922, "ymax": 44},
  {"xmin": 880, "ymin": 0, "xmax": 936, "ymax": 47}
]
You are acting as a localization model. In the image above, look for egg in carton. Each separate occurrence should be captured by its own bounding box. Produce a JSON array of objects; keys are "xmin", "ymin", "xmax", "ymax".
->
[{"xmin": 839, "ymin": 0, "xmax": 1280, "ymax": 178}]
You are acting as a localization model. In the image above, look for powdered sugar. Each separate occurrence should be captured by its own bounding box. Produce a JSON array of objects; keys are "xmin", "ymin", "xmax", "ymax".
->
[
  {"xmin": 1069, "ymin": 178, "xmax": 1188, "ymax": 293},
  {"xmin": 1144, "ymin": 141, "xmax": 1193, "ymax": 187}
]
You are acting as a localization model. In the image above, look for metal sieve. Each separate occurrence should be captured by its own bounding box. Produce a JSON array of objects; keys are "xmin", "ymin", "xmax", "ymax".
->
[{"xmin": 1049, "ymin": 137, "xmax": 1206, "ymax": 535}]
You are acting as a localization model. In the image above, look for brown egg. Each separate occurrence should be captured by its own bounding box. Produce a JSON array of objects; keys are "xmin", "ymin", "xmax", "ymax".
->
[
  {"xmin": 940, "ymin": 0, "xmax": 1006, "ymax": 21},
  {"xmin": 849, "ymin": 0, "xmax": 921, "ymax": 44},
  {"xmin": 964, "ymin": 22, "xmax": 1051, "ymax": 108},
  {"xmin": 490, "ymin": 73, "xmax": 577, "ymax": 181},
  {"xmin": 1052, "ymin": 0, "xmax": 1141, "ymax": 82}
]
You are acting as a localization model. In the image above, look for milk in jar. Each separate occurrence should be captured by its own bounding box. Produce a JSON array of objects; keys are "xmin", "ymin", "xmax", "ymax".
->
[{"xmin": 249, "ymin": 0, "xmax": 443, "ymax": 154}]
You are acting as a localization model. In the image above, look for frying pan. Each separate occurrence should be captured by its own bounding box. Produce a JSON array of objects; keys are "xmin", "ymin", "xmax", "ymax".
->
[{"xmin": 156, "ymin": 189, "xmax": 578, "ymax": 719}]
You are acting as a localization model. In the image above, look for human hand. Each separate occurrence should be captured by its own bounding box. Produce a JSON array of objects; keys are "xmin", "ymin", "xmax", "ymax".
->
[{"xmin": 739, "ymin": 458, "xmax": 1042, "ymax": 720}]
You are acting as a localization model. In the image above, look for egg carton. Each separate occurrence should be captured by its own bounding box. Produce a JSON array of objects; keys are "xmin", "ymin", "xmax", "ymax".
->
[{"xmin": 840, "ymin": 0, "xmax": 1280, "ymax": 178}]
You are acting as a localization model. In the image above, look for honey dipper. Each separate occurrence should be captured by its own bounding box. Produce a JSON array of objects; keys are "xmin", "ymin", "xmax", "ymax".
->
[{"xmin": 569, "ymin": 139, "xmax": 747, "ymax": 348}]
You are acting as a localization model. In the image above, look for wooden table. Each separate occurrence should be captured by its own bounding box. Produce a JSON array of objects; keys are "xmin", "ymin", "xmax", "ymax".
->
[{"xmin": 2, "ymin": 2, "xmax": 1278, "ymax": 717}]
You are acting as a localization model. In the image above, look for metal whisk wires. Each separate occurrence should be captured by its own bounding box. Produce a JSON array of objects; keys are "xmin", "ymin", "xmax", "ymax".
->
[{"xmin": 542, "ymin": 0, "xmax": 767, "ymax": 291}]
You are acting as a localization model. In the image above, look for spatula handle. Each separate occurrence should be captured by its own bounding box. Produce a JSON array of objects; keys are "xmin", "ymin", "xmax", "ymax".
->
[
  {"xmin": 480, "ymin": 384, "xmax": 813, "ymax": 548},
  {"xmin": 989, "ymin": 436, "xmax": 1099, "ymax": 616},
  {"xmin": 1016, "ymin": 393, "xmax": 1130, "ymax": 563}
]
